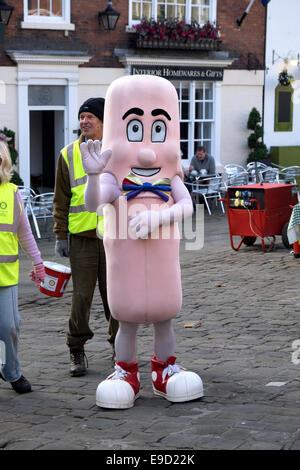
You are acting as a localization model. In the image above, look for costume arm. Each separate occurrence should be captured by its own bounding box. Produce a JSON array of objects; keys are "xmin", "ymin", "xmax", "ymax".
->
[
  {"xmin": 17, "ymin": 191, "xmax": 43, "ymax": 265},
  {"xmin": 162, "ymin": 175, "xmax": 193, "ymax": 222},
  {"xmin": 128, "ymin": 175, "xmax": 193, "ymax": 238},
  {"xmin": 81, "ymin": 140, "xmax": 121, "ymax": 212},
  {"xmin": 85, "ymin": 172, "xmax": 122, "ymax": 212}
]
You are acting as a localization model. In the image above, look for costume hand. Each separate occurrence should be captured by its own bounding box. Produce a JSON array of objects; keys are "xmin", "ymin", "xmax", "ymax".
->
[
  {"xmin": 55, "ymin": 239, "xmax": 69, "ymax": 257},
  {"xmin": 29, "ymin": 263, "xmax": 46, "ymax": 288},
  {"xmin": 80, "ymin": 139, "xmax": 112, "ymax": 175},
  {"xmin": 128, "ymin": 210, "xmax": 160, "ymax": 239}
]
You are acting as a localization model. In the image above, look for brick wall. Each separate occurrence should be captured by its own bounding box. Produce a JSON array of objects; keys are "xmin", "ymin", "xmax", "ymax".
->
[
  {"xmin": 0, "ymin": 0, "xmax": 266, "ymax": 69},
  {"xmin": 218, "ymin": 0, "xmax": 266, "ymax": 70}
]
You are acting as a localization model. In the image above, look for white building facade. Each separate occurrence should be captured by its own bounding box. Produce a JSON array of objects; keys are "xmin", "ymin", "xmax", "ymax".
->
[{"xmin": 264, "ymin": 0, "xmax": 300, "ymax": 165}]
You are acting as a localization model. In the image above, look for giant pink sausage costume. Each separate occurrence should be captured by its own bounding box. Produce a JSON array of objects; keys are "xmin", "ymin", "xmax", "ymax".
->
[{"xmin": 82, "ymin": 75, "xmax": 203, "ymax": 409}]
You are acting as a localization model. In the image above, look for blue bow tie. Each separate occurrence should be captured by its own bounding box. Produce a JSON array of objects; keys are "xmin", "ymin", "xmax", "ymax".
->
[{"xmin": 122, "ymin": 173, "xmax": 171, "ymax": 202}]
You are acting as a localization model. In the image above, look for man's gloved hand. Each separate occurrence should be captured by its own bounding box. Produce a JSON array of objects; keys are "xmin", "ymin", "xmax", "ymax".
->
[{"xmin": 55, "ymin": 239, "xmax": 69, "ymax": 257}]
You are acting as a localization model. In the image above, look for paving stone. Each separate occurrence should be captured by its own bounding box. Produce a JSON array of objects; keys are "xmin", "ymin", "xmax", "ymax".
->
[{"xmin": 1, "ymin": 213, "xmax": 300, "ymax": 450}]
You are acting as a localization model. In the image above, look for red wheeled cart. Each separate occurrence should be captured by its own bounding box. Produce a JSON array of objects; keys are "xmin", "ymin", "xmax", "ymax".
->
[{"xmin": 222, "ymin": 183, "xmax": 298, "ymax": 252}]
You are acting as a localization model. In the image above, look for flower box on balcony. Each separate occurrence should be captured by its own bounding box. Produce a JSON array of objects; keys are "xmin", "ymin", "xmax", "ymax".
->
[
  {"xmin": 136, "ymin": 36, "xmax": 221, "ymax": 51},
  {"xmin": 134, "ymin": 19, "xmax": 221, "ymax": 52}
]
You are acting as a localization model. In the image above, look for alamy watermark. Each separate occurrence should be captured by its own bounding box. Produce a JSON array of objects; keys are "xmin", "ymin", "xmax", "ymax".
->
[
  {"xmin": 291, "ymin": 340, "xmax": 300, "ymax": 365},
  {"xmin": 97, "ymin": 201, "xmax": 204, "ymax": 251},
  {"xmin": 0, "ymin": 80, "xmax": 6, "ymax": 105}
]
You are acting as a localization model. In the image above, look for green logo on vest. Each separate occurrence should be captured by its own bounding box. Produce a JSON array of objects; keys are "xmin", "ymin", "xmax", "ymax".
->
[{"xmin": 0, "ymin": 201, "xmax": 7, "ymax": 210}]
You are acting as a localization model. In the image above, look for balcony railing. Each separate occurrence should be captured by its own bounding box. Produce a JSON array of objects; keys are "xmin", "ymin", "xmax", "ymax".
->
[{"xmin": 136, "ymin": 36, "xmax": 221, "ymax": 51}]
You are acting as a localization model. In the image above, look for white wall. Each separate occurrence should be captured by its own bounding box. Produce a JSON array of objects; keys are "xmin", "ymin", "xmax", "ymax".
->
[
  {"xmin": 264, "ymin": 0, "xmax": 300, "ymax": 148},
  {"xmin": 78, "ymin": 67, "xmax": 125, "ymax": 106},
  {"xmin": 0, "ymin": 67, "xmax": 18, "ymax": 145},
  {"xmin": 221, "ymin": 69, "xmax": 264, "ymax": 167}
]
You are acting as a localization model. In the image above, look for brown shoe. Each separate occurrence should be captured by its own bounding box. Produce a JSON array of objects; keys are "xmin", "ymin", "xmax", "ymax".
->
[{"xmin": 69, "ymin": 346, "xmax": 88, "ymax": 377}]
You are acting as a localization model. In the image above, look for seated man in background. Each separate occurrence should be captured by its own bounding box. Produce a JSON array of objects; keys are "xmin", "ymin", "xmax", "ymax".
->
[{"xmin": 188, "ymin": 146, "xmax": 216, "ymax": 178}]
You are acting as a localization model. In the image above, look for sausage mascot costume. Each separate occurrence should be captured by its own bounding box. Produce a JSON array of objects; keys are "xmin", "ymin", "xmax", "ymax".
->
[{"xmin": 82, "ymin": 75, "xmax": 203, "ymax": 409}]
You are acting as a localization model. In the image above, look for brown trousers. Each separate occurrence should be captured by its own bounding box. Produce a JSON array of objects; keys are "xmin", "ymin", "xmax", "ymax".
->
[{"xmin": 67, "ymin": 235, "xmax": 118, "ymax": 350}]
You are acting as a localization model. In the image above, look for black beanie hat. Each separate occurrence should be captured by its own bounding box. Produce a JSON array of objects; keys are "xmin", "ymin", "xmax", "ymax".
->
[{"xmin": 78, "ymin": 97, "xmax": 105, "ymax": 122}]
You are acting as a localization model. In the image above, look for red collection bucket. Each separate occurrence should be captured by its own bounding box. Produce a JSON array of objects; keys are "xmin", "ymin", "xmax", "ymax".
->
[
  {"xmin": 293, "ymin": 240, "xmax": 300, "ymax": 258},
  {"xmin": 40, "ymin": 261, "xmax": 71, "ymax": 298}
]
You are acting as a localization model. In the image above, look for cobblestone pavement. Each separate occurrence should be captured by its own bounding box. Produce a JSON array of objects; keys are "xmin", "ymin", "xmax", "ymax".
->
[{"xmin": 1, "ymin": 210, "xmax": 300, "ymax": 451}]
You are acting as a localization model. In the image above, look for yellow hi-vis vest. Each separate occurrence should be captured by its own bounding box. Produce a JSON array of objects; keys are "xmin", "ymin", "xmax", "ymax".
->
[
  {"xmin": 61, "ymin": 138, "xmax": 104, "ymax": 236},
  {"xmin": 0, "ymin": 182, "xmax": 21, "ymax": 286}
]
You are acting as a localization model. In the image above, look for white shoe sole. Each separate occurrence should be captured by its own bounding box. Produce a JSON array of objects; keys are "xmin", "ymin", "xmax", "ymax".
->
[
  {"xmin": 96, "ymin": 392, "xmax": 139, "ymax": 409},
  {"xmin": 153, "ymin": 387, "xmax": 203, "ymax": 403}
]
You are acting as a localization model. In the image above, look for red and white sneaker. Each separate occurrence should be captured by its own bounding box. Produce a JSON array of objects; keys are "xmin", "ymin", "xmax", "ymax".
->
[
  {"xmin": 96, "ymin": 360, "xmax": 140, "ymax": 409},
  {"xmin": 151, "ymin": 356, "xmax": 203, "ymax": 403}
]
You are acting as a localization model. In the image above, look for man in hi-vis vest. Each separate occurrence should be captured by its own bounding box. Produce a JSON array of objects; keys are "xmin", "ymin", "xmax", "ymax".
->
[{"xmin": 53, "ymin": 98, "xmax": 118, "ymax": 377}]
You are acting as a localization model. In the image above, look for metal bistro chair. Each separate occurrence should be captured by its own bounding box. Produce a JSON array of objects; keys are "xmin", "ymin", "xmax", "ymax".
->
[
  {"xmin": 223, "ymin": 164, "xmax": 249, "ymax": 188},
  {"xmin": 246, "ymin": 161, "xmax": 269, "ymax": 183},
  {"xmin": 278, "ymin": 166, "xmax": 300, "ymax": 184},
  {"xmin": 191, "ymin": 175, "xmax": 225, "ymax": 216},
  {"xmin": 31, "ymin": 192, "xmax": 54, "ymax": 238},
  {"xmin": 260, "ymin": 167, "xmax": 280, "ymax": 183},
  {"xmin": 224, "ymin": 170, "xmax": 249, "ymax": 189},
  {"xmin": 18, "ymin": 185, "xmax": 41, "ymax": 238}
]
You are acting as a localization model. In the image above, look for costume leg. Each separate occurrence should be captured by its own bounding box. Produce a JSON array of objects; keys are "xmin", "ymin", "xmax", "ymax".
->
[
  {"xmin": 152, "ymin": 319, "xmax": 203, "ymax": 402},
  {"xmin": 67, "ymin": 235, "xmax": 98, "ymax": 350},
  {"xmin": 115, "ymin": 321, "xmax": 138, "ymax": 363},
  {"xmin": 0, "ymin": 286, "xmax": 21, "ymax": 382},
  {"xmin": 96, "ymin": 321, "xmax": 140, "ymax": 409},
  {"xmin": 97, "ymin": 238, "xmax": 119, "ymax": 347},
  {"xmin": 153, "ymin": 319, "xmax": 176, "ymax": 362}
]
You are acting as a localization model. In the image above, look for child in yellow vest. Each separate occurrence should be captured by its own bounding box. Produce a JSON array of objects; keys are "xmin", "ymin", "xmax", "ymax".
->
[{"xmin": 0, "ymin": 135, "xmax": 45, "ymax": 394}]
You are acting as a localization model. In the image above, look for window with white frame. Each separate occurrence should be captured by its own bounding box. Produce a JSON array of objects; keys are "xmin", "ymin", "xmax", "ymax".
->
[
  {"xmin": 174, "ymin": 81, "xmax": 214, "ymax": 160},
  {"xmin": 129, "ymin": 0, "xmax": 216, "ymax": 26},
  {"xmin": 22, "ymin": 0, "xmax": 74, "ymax": 29}
]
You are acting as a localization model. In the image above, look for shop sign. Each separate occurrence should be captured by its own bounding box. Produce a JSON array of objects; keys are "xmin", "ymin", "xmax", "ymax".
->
[{"xmin": 131, "ymin": 65, "xmax": 224, "ymax": 81}]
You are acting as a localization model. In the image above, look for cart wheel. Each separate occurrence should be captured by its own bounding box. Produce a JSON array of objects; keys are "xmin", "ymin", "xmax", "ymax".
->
[
  {"xmin": 281, "ymin": 222, "xmax": 291, "ymax": 249},
  {"xmin": 243, "ymin": 236, "xmax": 257, "ymax": 246}
]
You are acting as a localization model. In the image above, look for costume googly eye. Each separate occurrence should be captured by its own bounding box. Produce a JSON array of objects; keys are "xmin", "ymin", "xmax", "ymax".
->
[
  {"xmin": 151, "ymin": 120, "xmax": 166, "ymax": 142},
  {"xmin": 127, "ymin": 120, "xmax": 143, "ymax": 142}
]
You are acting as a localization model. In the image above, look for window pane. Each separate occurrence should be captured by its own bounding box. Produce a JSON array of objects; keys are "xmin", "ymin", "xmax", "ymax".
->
[
  {"xmin": 204, "ymin": 83, "xmax": 213, "ymax": 100},
  {"xmin": 182, "ymin": 102, "xmax": 189, "ymax": 120},
  {"xmin": 157, "ymin": 0, "xmax": 187, "ymax": 20},
  {"xmin": 52, "ymin": 1, "xmax": 62, "ymax": 17},
  {"xmin": 200, "ymin": 9, "xmax": 209, "ymax": 23},
  {"xmin": 205, "ymin": 102, "xmax": 213, "ymax": 119},
  {"xmin": 195, "ymin": 87, "xmax": 203, "ymax": 100},
  {"xmin": 196, "ymin": 102, "xmax": 203, "ymax": 119},
  {"xmin": 143, "ymin": 3, "xmax": 152, "ymax": 19},
  {"xmin": 180, "ymin": 141, "xmax": 188, "ymax": 159},
  {"xmin": 132, "ymin": 2, "xmax": 141, "ymax": 20},
  {"xmin": 28, "ymin": 0, "xmax": 38, "ymax": 14},
  {"xmin": 204, "ymin": 141, "xmax": 211, "ymax": 154},
  {"xmin": 194, "ymin": 122, "xmax": 202, "ymax": 139},
  {"xmin": 180, "ymin": 122, "xmax": 189, "ymax": 140},
  {"xmin": 167, "ymin": 5, "xmax": 176, "ymax": 18},
  {"xmin": 28, "ymin": 0, "xmax": 62, "ymax": 17},
  {"xmin": 191, "ymin": 0, "xmax": 210, "ymax": 24},
  {"xmin": 28, "ymin": 86, "xmax": 66, "ymax": 106},
  {"xmin": 203, "ymin": 122, "xmax": 211, "ymax": 139},
  {"xmin": 40, "ymin": 0, "xmax": 50, "ymax": 16},
  {"xmin": 133, "ymin": 0, "xmax": 153, "ymax": 20}
]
